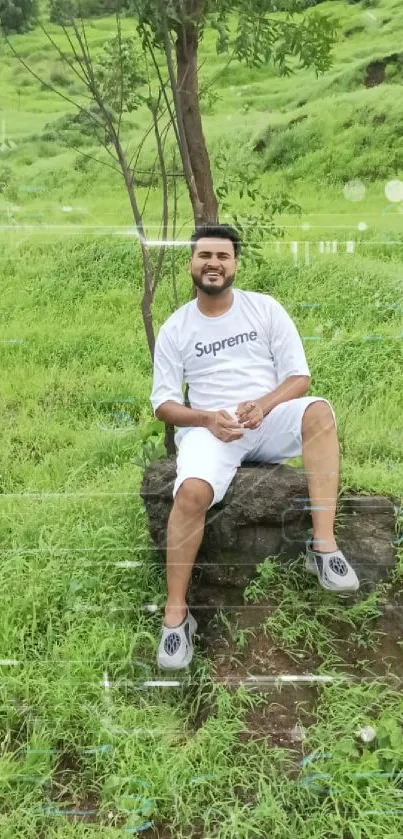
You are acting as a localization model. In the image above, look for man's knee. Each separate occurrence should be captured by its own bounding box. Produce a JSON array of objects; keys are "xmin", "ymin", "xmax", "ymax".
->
[
  {"xmin": 302, "ymin": 400, "xmax": 335, "ymax": 431},
  {"xmin": 175, "ymin": 478, "xmax": 214, "ymax": 513}
]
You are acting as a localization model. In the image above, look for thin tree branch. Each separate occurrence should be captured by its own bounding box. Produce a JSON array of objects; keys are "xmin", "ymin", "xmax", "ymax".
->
[
  {"xmin": 140, "ymin": 116, "xmax": 171, "ymax": 218},
  {"xmin": 126, "ymin": 83, "xmax": 172, "ymax": 172},
  {"xmin": 60, "ymin": 18, "xmax": 92, "ymax": 82},
  {"xmin": 176, "ymin": 214, "xmax": 197, "ymax": 238},
  {"xmin": 67, "ymin": 19, "xmax": 161, "ymax": 369},
  {"xmin": 124, "ymin": 26, "xmax": 176, "ymax": 173},
  {"xmin": 69, "ymin": 18, "xmax": 123, "ymax": 167},
  {"xmin": 170, "ymin": 146, "xmax": 179, "ymax": 309},
  {"xmin": 139, "ymin": 159, "xmax": 157, "ymax": 218},
  {"xmin": 127, "ymin": 110, "xmax": 158, "ymax": 172},
  {"xmin": 115, "ymin": 9, "xmax": 124, "ymax": 140},
  {"xmin": 131, "ymin": 2, "xmax": 183, "ymax": 156},
  {"xmin": 78, "ymin": 9, "xmax": 94, "ymax": 71},
  {"xmin": 36, "ymin": 18, "xmax": 89, "ymax": 88},
  {"xmin": 198, "ymin": 47, "xmax": 237, "ymax": 96},
  {"xmin": 152, "ymin": 89, "xmax": 169, "ymax": 295},
  {"xmin": 5, "ymin": 32, "xmax": 122, "ymax": 169},
  {"xmin": 4, "ymin": 36, "xmax": 100, "ymax": 127},
  {"xmin": 138, "ymin": 46, "xmax": 158, "ymax": 219},
  {"xmin": 56, "ymin": 138, "xmax": 122, "ymax": 174},
  {"xmin": 137, "ymin": 30, "xmax": 158, "ymax": 203}
]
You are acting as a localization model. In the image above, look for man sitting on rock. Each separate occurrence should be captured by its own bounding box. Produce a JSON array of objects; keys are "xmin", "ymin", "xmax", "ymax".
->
[{"xmin": 150, "ymin": 223, "xmax": 359, "ymax": 670}]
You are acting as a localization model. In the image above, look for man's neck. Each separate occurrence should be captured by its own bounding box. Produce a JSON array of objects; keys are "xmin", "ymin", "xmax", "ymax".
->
[{"xmin": 196, "ymin": 289, "xmax": 234, "ymax": 317}]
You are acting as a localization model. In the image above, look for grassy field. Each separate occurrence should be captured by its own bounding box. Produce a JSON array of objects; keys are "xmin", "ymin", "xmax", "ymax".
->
[{"xmin": 0, "ymin": 0, "xmax": 403, "ymax": 836}]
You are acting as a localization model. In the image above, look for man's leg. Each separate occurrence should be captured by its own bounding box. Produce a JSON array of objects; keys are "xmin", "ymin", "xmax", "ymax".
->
[
  {"xmin": 301, "ymin": 400, "xmax": 339, "ymax": 552},
  {"xmin": 164, "ymin": 478, "xmax": 214, "ymax": 628}
]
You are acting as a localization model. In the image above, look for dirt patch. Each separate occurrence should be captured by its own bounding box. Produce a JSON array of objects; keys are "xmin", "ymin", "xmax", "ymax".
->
[
  {"xmin": 45, "ymin": 751, "xmax": 100, "ymax": 824},
  {"xmin": 252, "ymin": 137, "xmax": 266, "ymax": 153},
  {"xmin": 190, "ymin": 584, "xmax": 321, "ymax": 764},
  {"xmin": 373, "ymin": 113, "xmax": 386, "ymax": 125},
  {"xmin": 136, "ymin": 822, "xmax": 184, "ymax": 838},
  {"xmin": 361, "ymin": 597, "xmax": 403, "ymax": 681},
  {"xmin": 50, "ymin": 748, "xmax": 81, "ymax": 784},
  {"xmin": 47, "ymin": 748, "xmax": 204, "ymax": 837},
  {"xmin": 365, "ymin": 53, "xmax": 403, "ymax": 87},
  {"xmin": 289, "ymin": 114, "xmax": 308, "ymax": 128},
  {"xmin": 327, "ymin": 593, "xmax": 403, "ymax": 680},
  {"xmin": 143, "ymin": 821, "xmax": 207, "ymax": 838},
  {"xmin": 365, "ymin": 61, "xmax": 386, "ymax": 87},
  {"xmin": 188, "ymin": 579, "xmax": 248, "ymax": 630},
  {"xmin": 344, "ymin": 24, "xmax": 365, "ymax": 37}
]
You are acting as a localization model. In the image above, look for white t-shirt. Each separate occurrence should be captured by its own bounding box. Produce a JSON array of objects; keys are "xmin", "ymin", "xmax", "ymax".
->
[{"xmin": 150, "ymin": 288, "xmax": 311, "ymax": 417}]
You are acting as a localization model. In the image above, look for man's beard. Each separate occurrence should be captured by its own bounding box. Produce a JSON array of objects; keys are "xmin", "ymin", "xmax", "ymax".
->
[{"xmin": 191, "ymin": 270, "xmax": 236, "ymax": 297}]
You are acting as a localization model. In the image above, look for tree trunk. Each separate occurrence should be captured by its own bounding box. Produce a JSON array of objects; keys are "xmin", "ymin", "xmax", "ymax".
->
[{"xmin": 175, "ymin": 15, "xmax": 219, "ymax": 225}]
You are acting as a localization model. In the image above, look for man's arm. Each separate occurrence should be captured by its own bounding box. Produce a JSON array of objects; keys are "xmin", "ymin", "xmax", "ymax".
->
[
  {"xmin": 151, "ymin": 326, "xmax": 217, "ymax": 428},
  {"xmin": 158, "ymin": 375, "xmax": 310, "ymax": 427},
  {"xmin": 256, "ymin": 374, "xmax": 311, "ymax": 417},
  {"xmin": 155, "ymin": 400, "xmax": 214, "ymax": 428},
  {"xmin": 255, "ymin": 294, "xmax": 312, "ymax": 418},
  {"xmin": 267, "ymin": 297, "xmax": 312, "ymax": 409},
  {"xmin": 236, "ymin": 293, "xmax": 313, "ymax": 427}
]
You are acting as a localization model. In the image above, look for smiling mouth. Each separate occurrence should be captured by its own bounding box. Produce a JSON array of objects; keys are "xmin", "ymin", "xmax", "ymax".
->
[{"xmin": 203, "ymin": 271, "xmax": 223, "ymax": 278}]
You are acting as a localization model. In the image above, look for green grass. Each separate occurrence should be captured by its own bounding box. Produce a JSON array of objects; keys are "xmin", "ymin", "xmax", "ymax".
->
[{"xmin": 0, "ymin": 0, "xmax": 403, "ymax": 835}]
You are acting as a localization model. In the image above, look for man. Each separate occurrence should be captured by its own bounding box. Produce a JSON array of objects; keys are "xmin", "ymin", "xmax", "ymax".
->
[{"xmin": 150, "ymin": 223, "xmax": 359, "ymax": 670}]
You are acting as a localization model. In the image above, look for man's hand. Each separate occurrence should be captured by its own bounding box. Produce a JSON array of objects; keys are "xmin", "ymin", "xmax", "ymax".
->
[
  {"xmin": 206, "ymin": 410, "xmax": 245, "ymax": 442},
  {"xmin": 235, "ymin": 400, "xmax": 264, "ymax": 430}
]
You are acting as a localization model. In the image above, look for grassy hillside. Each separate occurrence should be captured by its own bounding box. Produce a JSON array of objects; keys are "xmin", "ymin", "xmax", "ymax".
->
[
  {"xmin": 0, "ymin": 1, "xmax": 403, "ymax": 837},
  {"xmin": 0, "ymin": 0, "xmax": 402, "ymax": 233}
]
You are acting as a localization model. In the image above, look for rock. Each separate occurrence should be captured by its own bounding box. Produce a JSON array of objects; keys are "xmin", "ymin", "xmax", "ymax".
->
[
  {"xmin": 140, "ymin": 458, "xmax": 400, "ymax": 593},
  {"xmin": 358, "ymin": 726, "xmax": 376, "ymax": 743}
]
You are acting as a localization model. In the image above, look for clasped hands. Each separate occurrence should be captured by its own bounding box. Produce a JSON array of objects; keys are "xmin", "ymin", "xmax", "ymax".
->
[{"xmin": 207, "ymin": 399, "xmax": 264, "ymax": 443}]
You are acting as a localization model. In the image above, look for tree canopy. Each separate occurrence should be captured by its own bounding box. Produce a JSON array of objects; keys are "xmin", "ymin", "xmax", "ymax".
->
[
  {"xmin": 133, "ymin": 0, "xmax": 338, "ymax": 77},
  {"xmin": 0, "ymin": 0, "xmax": 37, "ymax": 33}
]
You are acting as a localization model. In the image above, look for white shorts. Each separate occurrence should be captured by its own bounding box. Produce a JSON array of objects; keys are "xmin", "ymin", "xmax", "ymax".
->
[{"xmin": 173, "ymin": 396, "xmax": 337, "ymax": 510}]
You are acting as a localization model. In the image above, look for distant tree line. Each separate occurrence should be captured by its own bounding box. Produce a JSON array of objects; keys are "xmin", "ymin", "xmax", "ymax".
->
[
  {"xmin": 0, "ymin": 0, "xmax": 37, "ymax": 33},
  {"xmin": 49, "ymin": 0, "xmax": 129, "ymax": 24},
  {"xmin": 0, "ymin": 0, "xmax": 127, "ymax": 33},
  {"xmin": 1, "ymin": 0, "xmax": 364, "ymax": 36}
]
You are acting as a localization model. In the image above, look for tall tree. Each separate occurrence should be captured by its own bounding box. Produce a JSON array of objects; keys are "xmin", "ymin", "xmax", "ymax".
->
[{"xmin": 133, "ymin": 0, "xmax": 338, "ymax": 224}]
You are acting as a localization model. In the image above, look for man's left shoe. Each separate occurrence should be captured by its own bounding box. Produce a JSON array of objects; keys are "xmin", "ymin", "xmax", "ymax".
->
[{"xmin": 305, "ymin": 537, "xmax": 359, "ymax": 594}]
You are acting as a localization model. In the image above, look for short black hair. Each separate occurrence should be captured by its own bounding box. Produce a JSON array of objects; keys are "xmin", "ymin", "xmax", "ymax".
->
[{"xmin": 190, "ymin": 223, "xmax": 242, "ymax": 259}]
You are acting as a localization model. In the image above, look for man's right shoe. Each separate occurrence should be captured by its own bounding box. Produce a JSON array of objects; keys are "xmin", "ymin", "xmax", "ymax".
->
[{"xmin": 156, "ymin": 608, "xmax": 198, "ymax": 670}]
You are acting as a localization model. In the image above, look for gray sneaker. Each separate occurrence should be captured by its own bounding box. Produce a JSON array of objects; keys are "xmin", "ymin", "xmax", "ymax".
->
[
  {"xmin": 305, "ymin": 537, "xmax": 359, "ymax": 594},
  {"xmin": 156, "ymin": 608, "xmax": 198, "ymax": 670}
]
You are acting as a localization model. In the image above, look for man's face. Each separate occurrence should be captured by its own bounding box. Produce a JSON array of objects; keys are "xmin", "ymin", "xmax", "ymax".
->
[{"xmin": 189, "ymin": 237, "xmax": 238, "ymax": 296}]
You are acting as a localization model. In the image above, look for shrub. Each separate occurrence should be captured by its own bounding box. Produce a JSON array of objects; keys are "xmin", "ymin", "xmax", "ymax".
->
[{"xmin": 0, "ymin": 0, "xmax": 37, "ymax": 33}]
